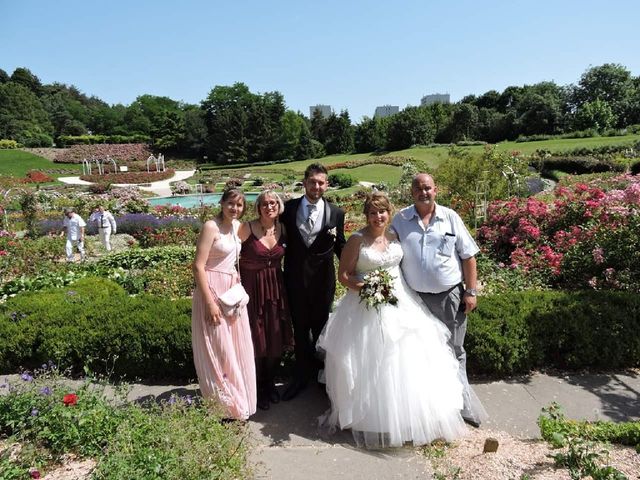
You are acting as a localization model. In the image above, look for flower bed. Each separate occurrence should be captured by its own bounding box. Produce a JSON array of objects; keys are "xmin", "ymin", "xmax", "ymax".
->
[
  {"xmin": 54, "ymin": 144, "xmax": 152, "ymax": 164},
  {"xmin": 478, "ymin": 174, "xmax": 640, "ymax": 291}
]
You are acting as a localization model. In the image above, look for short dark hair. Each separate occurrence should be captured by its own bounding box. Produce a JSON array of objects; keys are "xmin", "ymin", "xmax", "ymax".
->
[{"xmin": 304, "ymin": 163, "xmax": 328, "ymax": 180}]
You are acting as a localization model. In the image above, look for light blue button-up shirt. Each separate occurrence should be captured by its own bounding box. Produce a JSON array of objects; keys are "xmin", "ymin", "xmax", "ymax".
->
[{"xmin": 391, "ymin": 204, "xmax": 479, "ymax": 293}]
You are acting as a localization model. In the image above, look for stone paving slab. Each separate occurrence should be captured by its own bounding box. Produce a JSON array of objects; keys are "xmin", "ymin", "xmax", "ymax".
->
[{"xmin": 249, "ymin": 445, "xmax": 432, "ymax": 480}]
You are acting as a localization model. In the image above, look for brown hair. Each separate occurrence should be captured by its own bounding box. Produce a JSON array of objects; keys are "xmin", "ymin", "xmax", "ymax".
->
[
  {"xmin": 304, "ymin": 162, "xmax": 328, "ymax": 180},
  {"xmin": 217, "ymin": 188, "xmax": 246, "ymax": 220},
  {"xmin": 363, "ymin": 191, "xmax": 392, "ymax": 215}
]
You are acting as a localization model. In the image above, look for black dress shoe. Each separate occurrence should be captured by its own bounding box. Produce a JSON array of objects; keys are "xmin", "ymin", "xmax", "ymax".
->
[
  {"xmin": 282, "ymin": 379, "xmax": 307, "ymax": 401},
  {"xmin": 463, "ymin": 417, "xmax": 481, "ymax": 428},
  {"xmin": 268, "ymin": 386, "xmax": 280, "ymax": 404}
]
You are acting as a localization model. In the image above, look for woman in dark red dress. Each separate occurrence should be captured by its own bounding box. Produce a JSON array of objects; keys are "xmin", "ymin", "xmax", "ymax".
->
[{"xmin": 238, "ymin": 190, "xmax": 293, "ymax": 410}]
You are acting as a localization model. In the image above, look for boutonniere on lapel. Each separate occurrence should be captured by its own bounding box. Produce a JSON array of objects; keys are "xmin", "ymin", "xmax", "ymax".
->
[{"xmin": 327, "ymin": 227, "xmax": 337, "ymax": 237}]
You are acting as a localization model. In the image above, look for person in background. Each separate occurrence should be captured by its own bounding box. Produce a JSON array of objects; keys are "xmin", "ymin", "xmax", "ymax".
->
[
  {"xmin": 238, "ymin": 190, "xmax": 293, "ymax": 410},
  {"xmin": 61, "ymin": 207, "xmax": 86, "ymax": 262},
  {"xmin": 191, "ymin": 189, "xmax": 256, "ymax": 420},
  {"xmin": 89, "ymin": 204, "xmax": 117, "ymax": 251}
]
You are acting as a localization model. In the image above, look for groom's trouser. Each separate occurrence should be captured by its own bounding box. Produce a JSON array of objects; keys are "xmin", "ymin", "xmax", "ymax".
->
[
  {"xmin": 418, "ymin": 283, "xmax": 479, "ymax": 422},
  {"xmin": 289, "ymin": 287, "xmax": 331, "ymax": 382}
]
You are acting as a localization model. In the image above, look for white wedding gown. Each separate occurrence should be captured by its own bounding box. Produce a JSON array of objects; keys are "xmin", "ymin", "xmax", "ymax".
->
[{"xmin": 317, "ymin": 240, "xmax": 468, "ymax": 448}]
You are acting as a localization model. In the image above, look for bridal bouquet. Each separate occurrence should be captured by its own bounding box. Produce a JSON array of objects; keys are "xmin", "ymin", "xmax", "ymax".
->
[{"xmin": 359, "ymin": 268, "xmax": 398, "ymax": 311}]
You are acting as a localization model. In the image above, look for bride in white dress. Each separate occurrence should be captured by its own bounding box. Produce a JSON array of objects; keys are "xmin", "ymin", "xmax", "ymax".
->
[{"xmin": 317, "ymin": 192, "xmax": 468, "ymax": 448}]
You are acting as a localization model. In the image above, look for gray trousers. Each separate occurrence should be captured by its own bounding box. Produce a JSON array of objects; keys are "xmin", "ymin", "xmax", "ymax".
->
[{"xmin": 418, "ymin": 284, "xmax": 478, "ymax": 422}]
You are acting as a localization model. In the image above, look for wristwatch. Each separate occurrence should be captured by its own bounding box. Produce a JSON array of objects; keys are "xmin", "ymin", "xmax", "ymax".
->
[{"xmin": 464, "ymin": 288, "xmax": 477, "ymax": 297}]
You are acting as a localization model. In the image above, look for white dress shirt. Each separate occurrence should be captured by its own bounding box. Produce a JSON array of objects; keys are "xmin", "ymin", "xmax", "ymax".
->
[
  {"xmin": 391, "ymin": 204, "xmax": 479, "ymax": 293},
  {"xmin": 63, "ymin": 214, "xmax": 86, "ymax": 241}
]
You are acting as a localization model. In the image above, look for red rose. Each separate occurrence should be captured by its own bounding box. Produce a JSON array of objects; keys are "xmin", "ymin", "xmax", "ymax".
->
[
  {"xmin": 30, "ymin": 470, "xmax": 41, "ymax": 479},
  {"xmin": 63, "ymin": 393, "xmax": 78, "ymax": 406}
]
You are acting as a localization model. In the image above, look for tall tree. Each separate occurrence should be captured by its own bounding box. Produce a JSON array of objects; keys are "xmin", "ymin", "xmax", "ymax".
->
[
  {"xmin": 202, "ymin": 82, "xmax": 285, "ymax": 163},
  {"xmin": 386, "ymin": 106, "xmax": 434, "ymax": 150},
  {"xmin": 10, "ymin": 67, "xmax": 42, "ymax": 95},
  {"xmin": 323, "ymin": 110, "xmax": 354, "ymax": 155},
  {"xmin": 573, "ymin": 64, "xmax": 636, "ymax": 127},
  {"xmin": 0, "ymin": 82, "xmax": 53, "ymax": 146}
]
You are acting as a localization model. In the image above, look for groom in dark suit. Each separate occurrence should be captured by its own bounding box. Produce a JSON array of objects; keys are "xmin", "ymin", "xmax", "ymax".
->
[{"xmin": 281, "ymin": 163, "xmax": 346, "ymax": 401}]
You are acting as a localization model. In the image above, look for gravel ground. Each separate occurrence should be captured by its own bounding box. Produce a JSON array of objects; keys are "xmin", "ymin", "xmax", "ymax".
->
[{"xmin": 425, "ymin": 428, "xmax": 640, "ymax": 479}]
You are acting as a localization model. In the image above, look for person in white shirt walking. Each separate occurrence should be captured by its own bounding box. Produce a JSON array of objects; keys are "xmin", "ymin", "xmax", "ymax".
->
[
  {"xmin": 89, "ymin": 205, "xmax": 117, "ymax": 251},
  {"xmin": 61, "ymin": 208, "xmax": 86, "ymax": 262}
]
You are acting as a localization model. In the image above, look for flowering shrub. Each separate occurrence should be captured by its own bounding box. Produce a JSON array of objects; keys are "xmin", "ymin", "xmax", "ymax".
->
[
  {"xmin": 54, "ymin": 143, "xmax": 152, "ymax": 164},
  {"xmin": 171, "ymin": 180, "xmax": 191, "ymax": 195},
  {"xmin": 114, "ymin": 213, "xmax": 200, "ymax": 238},
  {"xmin": 25, "ymin": 170, "xmax": 53, "ymax": 183},
  {"xmin": 0, "ymin": 233, "xmax": 66, "ymax": 283},
  {"xmin": 478, "ymin": 174, "xmax": 640, "ymax": 291},
  {"xmin": 134, "ymin": 225, "xmax": 198, "ymax": 248},
  {"xmin": 325, "ymin": 155, "xmax": 408, "ymax": 171},
  {"xmin": 0, "ymin": 366, "xmax": 248, "ymax": 478}
]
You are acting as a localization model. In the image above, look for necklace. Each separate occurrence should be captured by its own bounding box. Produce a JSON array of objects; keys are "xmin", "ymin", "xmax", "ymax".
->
[{"xmin": 259, "ymin": 221, "xmax": 276, "ymax": 236}]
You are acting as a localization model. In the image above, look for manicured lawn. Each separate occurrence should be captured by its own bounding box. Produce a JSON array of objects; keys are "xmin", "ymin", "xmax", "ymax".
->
[
  {"xmin": 200, "ymin": 133, "xmax": 640, "ymax": 180},
  {"xmin": 329, "ymin": 164, "xmax": 403, "ymax": 184},
  {"xmin": 0, "ymin": 150, "xmax": 82, "ymax": 178}
]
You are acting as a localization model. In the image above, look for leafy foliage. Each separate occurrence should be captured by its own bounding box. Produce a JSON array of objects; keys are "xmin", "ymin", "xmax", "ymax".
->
[
  {"xmin": 0, "ymin": 278, "xmax": 194, "ymax": 379},
  {"xmin": 0, "ymin": 371, "xmax": 249, "ymax": 479}
]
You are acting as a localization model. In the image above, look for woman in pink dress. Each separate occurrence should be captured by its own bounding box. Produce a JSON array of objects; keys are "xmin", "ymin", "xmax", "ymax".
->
[
  {"xmin": 192, "ymin": 189, "xmax": 257, "ymax": 420},
  {"xmin": 238, "ymin": 190, "xmax": 293, "ymax": 411}
]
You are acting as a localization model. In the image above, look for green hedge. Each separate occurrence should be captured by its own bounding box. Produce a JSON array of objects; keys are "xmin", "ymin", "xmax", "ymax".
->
[
  {"xmin": 57, "ymin": 134, "xmax": 151, "ymax": 147},
  {"xmin": 2, "ymin": 284, "xmax": 639, "ymax": 380},
  {"xmin": 468, "ymin": 290, "xmax": 640, "ymax": 375},
  {"xmin": 0, "ymin": 277, "xmax": 194, "ymax": 380}
]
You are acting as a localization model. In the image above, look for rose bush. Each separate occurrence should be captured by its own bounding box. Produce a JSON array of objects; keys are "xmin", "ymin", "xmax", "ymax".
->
[{"xmin": 478, "ymin": 174, "xmax": 640, "ymax": 291}]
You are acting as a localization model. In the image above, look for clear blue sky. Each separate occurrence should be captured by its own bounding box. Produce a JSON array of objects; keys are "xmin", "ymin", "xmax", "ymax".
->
[{"xmin": 2, "ymin": 0, "xmax": 639, "ymax": 122}]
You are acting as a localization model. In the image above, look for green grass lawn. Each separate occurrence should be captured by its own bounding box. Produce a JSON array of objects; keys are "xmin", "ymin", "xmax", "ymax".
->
[{"xmin": 0, "ymin": 150, "xmax": 82, "ymax": 178}]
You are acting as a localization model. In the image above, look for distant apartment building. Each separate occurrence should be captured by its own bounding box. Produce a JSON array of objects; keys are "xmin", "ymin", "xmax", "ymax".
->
[
  {"xmin": 420, "ymin": 93, "xmax": 451, "ymax": 106},
  {"xmin": 309, "ymin": 104, "xmax": 333, "ymax": 119},
  {"xmin": 374, "ymin": 105, "xmax": 399, "ymax": 118}
]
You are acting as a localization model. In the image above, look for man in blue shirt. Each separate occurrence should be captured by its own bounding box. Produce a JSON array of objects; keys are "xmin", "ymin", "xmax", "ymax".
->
[{"xmin": 391, "ymin": 173, "xmax": 486, "ymax": 427}]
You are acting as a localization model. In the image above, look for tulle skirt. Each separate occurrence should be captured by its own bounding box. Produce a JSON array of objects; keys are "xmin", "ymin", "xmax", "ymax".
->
[{"xmin": 317, "ymin": 274, "xmax": 467, "ymax": 448}]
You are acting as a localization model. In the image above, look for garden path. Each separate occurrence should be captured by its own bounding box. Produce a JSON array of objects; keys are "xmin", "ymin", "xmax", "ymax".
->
[{"xmin": 57, "ymin": 170, "xmax": 197, "ymax": 197}]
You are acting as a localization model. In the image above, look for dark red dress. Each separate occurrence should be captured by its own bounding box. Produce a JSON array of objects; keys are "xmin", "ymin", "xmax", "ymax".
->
[{"xmin": 240, "ymin": 232, "xmax": 293, "ymax": 358}]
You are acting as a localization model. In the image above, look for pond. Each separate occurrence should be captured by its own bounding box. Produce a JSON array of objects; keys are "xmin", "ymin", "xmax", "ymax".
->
[{"xmin": 148, "ymin": 193, "xmax": 260, "ymax": 208}]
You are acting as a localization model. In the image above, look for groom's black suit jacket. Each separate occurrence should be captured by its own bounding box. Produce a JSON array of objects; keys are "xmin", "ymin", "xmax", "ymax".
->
[{"xmin": 282, "ymin": 197, "xmax": 346, "ymax": 309}]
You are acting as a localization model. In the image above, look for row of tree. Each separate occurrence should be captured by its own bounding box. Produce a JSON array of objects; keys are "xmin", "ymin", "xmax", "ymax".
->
[{"xmin": 1, "ymin": 64, "xmax": 639, "ymax": 163}]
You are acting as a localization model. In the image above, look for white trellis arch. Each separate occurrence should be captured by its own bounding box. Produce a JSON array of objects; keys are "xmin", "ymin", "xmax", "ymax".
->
[{"xmin": 147, "ymin": 154, "xmax": 166, "ymax": 173}]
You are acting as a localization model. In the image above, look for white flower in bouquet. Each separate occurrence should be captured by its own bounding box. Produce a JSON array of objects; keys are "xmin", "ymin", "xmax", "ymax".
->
[{"xmin": 359, "ymin": 268, "xmax": 398, "ymax": 311}]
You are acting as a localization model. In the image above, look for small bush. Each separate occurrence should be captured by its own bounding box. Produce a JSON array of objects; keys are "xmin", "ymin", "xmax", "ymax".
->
[
  {"xmin": 0, "ymin": 139, "xmax": 19, "ymax": 149},
  {"xmin": 0, "ymin": 372, "xmax": 248, "ymax": 479},
  {"xmin": 539, "ymin": 403, "xmax": 640, "ymax": 449},
  {"xmin": 328, "ymin": 172, "xmax": 355, "ymax": 188}
]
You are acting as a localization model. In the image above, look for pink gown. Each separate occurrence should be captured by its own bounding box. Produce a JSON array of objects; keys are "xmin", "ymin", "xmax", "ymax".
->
[{"xmin": 192, "ymin": 223, "xmax": 257, "ymax": 419}]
